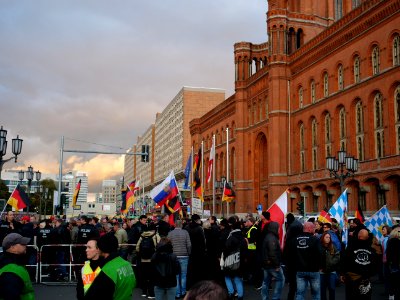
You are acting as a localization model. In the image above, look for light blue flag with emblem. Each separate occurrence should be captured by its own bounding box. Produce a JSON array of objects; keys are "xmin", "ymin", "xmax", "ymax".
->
[
  {"xmin": 328, "ymin": 189, "xmax": 348, "ymax": 247},
  {"xmin": 364, "ymin": 205, "xmax": 393, "ymax": 243},
  {"xmin": 183, "ymin": 154, "xmax": 192, "ymax": 190}
]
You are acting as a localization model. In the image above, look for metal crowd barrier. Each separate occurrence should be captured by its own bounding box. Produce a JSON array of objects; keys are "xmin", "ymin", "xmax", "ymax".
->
[{"xmin": 35, "ymin": 243, "xmax": 137, "ymax": 284}]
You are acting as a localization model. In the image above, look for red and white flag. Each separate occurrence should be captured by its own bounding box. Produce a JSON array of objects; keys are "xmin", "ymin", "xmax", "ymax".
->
[
  {"xmin": 267, "ymin": 190, "xmax": 288, "ymax": 249},
  {"xmin": 206, "ymin": 136, "xmax": 215, "ymax": 183}
]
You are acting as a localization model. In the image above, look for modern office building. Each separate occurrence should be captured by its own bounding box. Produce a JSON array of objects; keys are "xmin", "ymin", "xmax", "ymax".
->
[{"xmin": 101, "ymin": 179, "xmax": 117, "ymax": 204}]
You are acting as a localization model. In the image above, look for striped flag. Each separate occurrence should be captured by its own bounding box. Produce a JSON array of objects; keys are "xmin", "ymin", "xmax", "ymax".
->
[
  {"xmin": 364, "ymin": 205, "xmax": 393, "ymax": 243},
  {"xmin": 317, "ymin": 210, "xmax": 332, "ymax": 224},
  {"xmin": 193, "ymin": 148, "xmax": 204, "ymax": 201},
  {"xmin": 206, "ymin": 136, "xmax": 215, "ymax": 183},
  {"xmin": 354, "ymin": 201, "xmax": 365, "ymax": 223},
  {"xmin": 7, "ymin": 184, "xmax": 30, "ymax": 210},
  {"xmin": 267, "ymin": 190, "xmax": 288, "ymax": 248},
  {"xmin": 328, "ymin": 190, "xmax": 348, "ymax": 247},
  {"xmin": 222, "ymin": 181, "xmax": 235, "ymax": 202},
  {"xmin": 72, "ymin": 179, "xmax": 81, "ymax": 208}
]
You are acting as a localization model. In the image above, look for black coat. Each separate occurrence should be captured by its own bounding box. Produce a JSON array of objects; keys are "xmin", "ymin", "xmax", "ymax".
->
[
  {"xmin": 151, "ymin": 243, "xmax": 180, "ymax": 288},
  {"xmin": 222, "ymin": 229, "xmax": 248, "ymax": 277},
  {"xmin": 262, "ymin": 222, "xmax": 282, "ymax": 269}
]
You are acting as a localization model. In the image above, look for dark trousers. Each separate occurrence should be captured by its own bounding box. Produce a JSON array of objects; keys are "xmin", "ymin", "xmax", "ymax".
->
[
  {"xmin": 286, "ymin": 268, "xmax": 297, "ymax": 300},
  {"xmin": 140, "ymin": 261, "xmax": 155, "ymax": 297}
]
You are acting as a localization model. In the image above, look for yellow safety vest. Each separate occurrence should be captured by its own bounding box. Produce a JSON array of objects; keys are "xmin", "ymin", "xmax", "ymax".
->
[
  {"xmin": 82, "ymin": 261, "xmax": 101, "ymax": 294},
  {"xmin": 246, "ymin": 225, "xmax": 257, "ymax": 250}
]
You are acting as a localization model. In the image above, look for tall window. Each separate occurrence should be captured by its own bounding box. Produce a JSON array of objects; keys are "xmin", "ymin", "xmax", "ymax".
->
[
  {"xmin": 312, "ymin": 118, "xmax": 318, "ymax": 170},
  {"xmin": 396, "ymin": 86, "xmax": 400, "ymax": 154},
  {"xmin": 352, "ymin": 0, "xmax": 361, "ymax": 8},
  {"xmin": 356, "ymin": 101, "xmax": 364, "ymax": 160},
  {"xmin": 338, "ymin": 64, "xmax": 344, "ymax": 90},
  {"xmin": 354, "ymin": 55, "xmax": 360, "ymax": 83},
  {"xmin": 299, "ymin": 87, "xmax": 303, "ymax": 108},
  {"xmin": 325, "ymin": 113, "xmax": 332, "ymax": 157},
  {"xmin": 374, "ymin": 93, "xmax": 384, "ymax": 158},
  {"xmin": 311, "ymin": 80, "xmax": 316, "ymax": 103},
  {"xmin": 372, "ymin": 45, "xmax": 380, "ymax": 75},
  {"xmin": 335, "ymin": 0, "xmax": 343, "ymax": 20},
  {"xmin": 266, "ymin": 97, "xmax": 269, "ymax": 119},
  {"xmin": 394, "ymin": 35, "xmax": 400, "ymax": 66},
  {"xmin": 339, "ymin": 107, "xmax": 347, "ymax": 150},
  {"xmin": 323, "ymin": 72, "xmax": 329, "ymax": 97},
  {"xmin": 300, "ymin": 123, "xmax": 305, "ymax": 172}
]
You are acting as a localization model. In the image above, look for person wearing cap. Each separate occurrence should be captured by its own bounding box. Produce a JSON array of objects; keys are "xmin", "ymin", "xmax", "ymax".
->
[
  {"xmin": 80, "ymin": 233, "xmax": 136, "ymax": 300},
  {"xmin": 0, "ymin": 233, "xmax": 35, "ymax": 299}
]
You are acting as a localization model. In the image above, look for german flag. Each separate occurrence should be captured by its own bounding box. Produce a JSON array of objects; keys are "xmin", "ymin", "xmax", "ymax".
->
[
  {"xmin": 222, "ymin": 181, "xmax": 235, "ymax": 202},
  {"xmin": 317, "ymin": 209, "xmax": 332, "ymax": 223},
  {"xmin": 7, "ymin": 184, "xmax": 30, "ymax": 210},
  {"xmin": 165, "ymin": 196, "xmax": 182, "ymax": 225},
  {"xmin": 193, "ymin": 148, "xmax": 204, "ymax": 201},
  {"xmin": 72, "ymin": 179, "xmax": 81, "ymax": 207},
  {"xmin": 121, "ymin": 187, "xmax": 135, "ymax": 214},
  {"xmin": 120, "ymin": 188, "xmax": 127, "ymax": 213},
  {"xmin": 354, "ymin": 201, "xmax": 365, "ymax": 223}
]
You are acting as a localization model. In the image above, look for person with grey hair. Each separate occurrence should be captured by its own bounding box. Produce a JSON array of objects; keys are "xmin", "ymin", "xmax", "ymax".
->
[{"xmin": 168, "ymin": 219, "xmax": 191, "ymax": 299}]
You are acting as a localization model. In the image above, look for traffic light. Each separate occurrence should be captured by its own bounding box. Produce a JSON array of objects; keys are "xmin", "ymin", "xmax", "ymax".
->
[
  {"xmin": 297, "ymin": 200, "xmax": 304, "ymax": 216},
  {"xmin": 141, "ymin": 145, "xmax": 149, "ymax": 162}
]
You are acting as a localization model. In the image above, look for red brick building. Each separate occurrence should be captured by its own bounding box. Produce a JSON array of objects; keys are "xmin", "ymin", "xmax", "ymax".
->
[{"xmin": 190, "ymin": 0, "xmax": 400, "ymax": 217}]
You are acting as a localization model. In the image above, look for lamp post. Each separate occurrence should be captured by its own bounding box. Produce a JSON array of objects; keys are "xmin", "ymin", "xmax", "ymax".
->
[
  {"xmin": 215, "ymin": 176, "xmax": 226, "ymax": 217},
  {"xmin": 0, "ymin": 126, "xmax": 23, "ymax": 180},
  {"xmin": 19, "ymin": 165, "xmax": 41, "ymax": 212},
  {"xmin": 326, "ymin": 150, "xmax": 359, "ymax": 193}
]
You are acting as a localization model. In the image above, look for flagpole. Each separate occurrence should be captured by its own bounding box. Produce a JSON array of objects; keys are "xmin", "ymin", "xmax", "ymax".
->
[
  {"xmin": 226, "ymin": 127, "xmax": 229, "ymax": 216},
  {"xmin": 190, "ymin": 146, "xmax": 193, "ymax": 217},
  {"xmin": 212, "ymin": 135, "xmax": 216, "ymax": 216},
  {"xmin": 201, "ymin": 140, "xmax": 204, "ymax": 217}
]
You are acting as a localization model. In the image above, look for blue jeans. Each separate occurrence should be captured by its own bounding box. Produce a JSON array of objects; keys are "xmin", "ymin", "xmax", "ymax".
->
[
  {"xmin": 176, "ymin": 256, "xmax": 189, "ymax": 297},
  {"xmin": 320, "ymin": 272, "xmax": 336, "ymax": 300},
  {"xmin": 224, "ymin": 276, "xmax": 243, "ymax": 298},
  {"xmin": 296, "ymin": 271, "xmax": 320, "ymax": 300},
  {"xmin": 262, "ymin": 267, "xmax": 285, "ymax": 300},
  {"xmin": 154, "ymin": 286, "xmax": 176, "ymax": 300}
]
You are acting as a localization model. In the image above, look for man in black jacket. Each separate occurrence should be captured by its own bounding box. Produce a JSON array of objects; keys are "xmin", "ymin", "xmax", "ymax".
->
[
  {"xmin": 289, "ymin": 221, "xmax": 322, "ymax": 300},
  {"xmin": 261, "ymin": 221, "xmax": 285, "ymax": 300}
]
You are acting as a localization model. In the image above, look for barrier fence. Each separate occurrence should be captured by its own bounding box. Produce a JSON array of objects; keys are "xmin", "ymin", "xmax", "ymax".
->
[{"xmin": 24, "ymin": 243, "xmax": 137, "ymax": 284}]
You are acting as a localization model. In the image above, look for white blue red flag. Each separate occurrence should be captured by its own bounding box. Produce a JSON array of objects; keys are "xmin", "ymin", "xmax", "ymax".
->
[
  {"xmin": 364, "ymin": 205, "xmax": 393, "ymax": 243},
  {"xmin": 328, "ymin": 189, "xmax": 348, "ymax": 247},
  {"xmin": 150, "ymin": 171, "xmax": 179, "ymax": 206}
]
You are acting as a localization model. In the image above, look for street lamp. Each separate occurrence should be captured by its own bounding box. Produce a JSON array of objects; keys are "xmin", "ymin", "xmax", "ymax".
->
[
  {"xmin": 0, "ymin": 126, "xmax": 23, "ymax": 179},
  {"xmin": 19, "ymin": 165, "xmax": 41, "ymax": 212},
  {"xmin": 326, "ymin": 150, "xmax": 358, "ymax": 192}
]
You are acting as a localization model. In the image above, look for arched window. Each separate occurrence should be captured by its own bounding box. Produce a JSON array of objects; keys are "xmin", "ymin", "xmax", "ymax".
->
[
  {"xmin": 374, "ymin": 93, "xmax": 384, "ymax": 158},
  {"xmin": 338, "ymin": 64, "xmax": 344, "ymax": 90},
  {"xmin": 323, "ymin": 72, "xmax": 329, "ymax": 97},
  {"xmin": 393, "ymin": 35, "xmax": 400, "ymax": 66},
  {"xmin": 354, "ymin": 55, "xmax": 360, "ymax": 83},
  {"xmin": 372, "ymin": 45, "xmax": 380, "ymax": 75},
  {"xmin": 355, "ymin": 101, "xmax": 364, "ymax": 160},
  {"xmin": 325, "ymin": 113, "xmax": 332, "ymax": 157},
  {"xmin": 299, "ymin": 87, "xmax": 303, "ymax": 108},
  {"xmin": 311, "ymin": 80, "xmax": 316, "ymax": 103},
  {"xmin": 300, "ymin": 123, "xmax": 305, "ymax": 172},
  {"xmin": 339, "ymin": 107, "xmax": 347, "ymax": 150},
  {"xmin": 312, "ymin": 118, "xmax": 318, "ymax": 170}
]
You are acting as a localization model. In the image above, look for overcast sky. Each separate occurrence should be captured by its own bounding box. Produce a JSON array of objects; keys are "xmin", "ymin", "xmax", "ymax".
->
[{"xmin": 0, "ymin": 1, "xmax": 267, "ymax": 192}]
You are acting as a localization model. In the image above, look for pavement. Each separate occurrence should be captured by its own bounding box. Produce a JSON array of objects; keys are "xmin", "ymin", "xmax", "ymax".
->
[{"xmin": 34, "ymin": 277, "xmax": 387, "ymax": 299}]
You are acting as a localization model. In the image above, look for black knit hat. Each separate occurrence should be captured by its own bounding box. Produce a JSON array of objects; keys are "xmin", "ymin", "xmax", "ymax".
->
[{"xmin": 97, "ymin": 233, "xmax": 118, "ymax": 254}]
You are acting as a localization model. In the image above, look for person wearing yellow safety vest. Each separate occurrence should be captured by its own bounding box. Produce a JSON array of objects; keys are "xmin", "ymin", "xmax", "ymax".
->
[
  {"xmin": 76, "ymin": 238, "xmax": 104, "ymax": 300},
  {"xmin": 0, "ymin": 233, "xmax": 35, "ymax": 300},
  {"xmin": 80, "ymin": 233, "xmax": 136, "ymax": 300},
  {"xmin": 244, "ymin": 217, "xmax": 258, "ymax": 287}
]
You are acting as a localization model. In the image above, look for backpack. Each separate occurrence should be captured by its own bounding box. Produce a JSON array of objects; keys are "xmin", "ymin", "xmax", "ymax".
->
[{"xmin": 139, "ymin": 234, "xmax": 156, "ymax": 259}]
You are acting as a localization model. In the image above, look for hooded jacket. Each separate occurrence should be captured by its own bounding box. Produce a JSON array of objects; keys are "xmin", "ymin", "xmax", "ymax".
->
[
  {"xmin": 222, "ymin": 228, "xmax": 248, "ymax": 277},
  {"xmin": 262, "ymin": 221, "xmax": 282, "ymax": 269},
  {"xmin": 151, "ymin": 242, "xmax": 180, "ymax": 288}
]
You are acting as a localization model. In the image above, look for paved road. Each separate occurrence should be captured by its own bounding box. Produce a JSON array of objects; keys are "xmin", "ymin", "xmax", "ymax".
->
[{"xmin": 34, "ymin": 279, "xmax": 386, "ymax": 299}]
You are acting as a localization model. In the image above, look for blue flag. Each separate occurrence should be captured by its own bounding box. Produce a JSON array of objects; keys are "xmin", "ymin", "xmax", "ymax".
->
[{"xmin": 183, "ymin": 154, "xmax": 191, "ymax": 189}]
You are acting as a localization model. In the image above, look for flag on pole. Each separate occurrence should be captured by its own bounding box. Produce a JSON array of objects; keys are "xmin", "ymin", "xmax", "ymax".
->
[
  {"xmin": 222, "ymin": 181, "xmax": 235, "ymax": 202},
  {"xmin": 354, "ymin": 201, "xmax": 365, "ymax": 223},
  {"xmin": 328, "ymin": 189, "xmax": 348, "ymax": 247},
  {"xmin": 183, "ymin": 154, "xmax": 192, "ymax": 189},
  {"xmin": 193, "ymin": 148, "xmax": 204, "ymax": 201},
  {"xmin": 267, "ymin": 190, "xmax": 288, "ymax": 248},
  {"xmin": 150, "ymin": 171, "xmax": 179, "ymax": 206},
  {"xmin": 72, "ymin": 179, "xmax": 81, "ymax": 207},
  {"xmin": 364, "ymin": 205, "xmax": 393, "ymax": 243},
  {"xmin": 165, "ymin": 196, "xmax": 182, "ymax": 226},
  {"xmin": 134, "ymin": 180, "xmax": 140, "ymax": 195},
  {"xmin": 206, "ymin": 137, "xmax": 215, "ymax": 183},
  {"xmin": 7, "ymin": 184, "xmax": 30, "ymax": 210},
  {"xmin": 120, "ymin": 188, "xmax": 128, "ymax": 213},
  {"xmin": 317, "ymin": 209, "xmax": 332, "ymax": 224},
  {"xmin": 121, "ymin": 186, "xmax": 135, "ymax": 214}
]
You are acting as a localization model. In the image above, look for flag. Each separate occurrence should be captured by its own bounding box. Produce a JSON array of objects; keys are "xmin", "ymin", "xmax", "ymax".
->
[
  {"xmin": 72, "ymin": 179, "xmax": 81, "ymax": 207},
  {"xmin": 121, "ymin": 186, "xmax": 135, "ymax": 214},
  {"xmin": 364, "ymin": 205, "xmax": 393, "ymax": 243},
  {"xmin": 328, "ymin": 189, "xmax": 348, "ymax": 247},
  {"xmin": 134, "ymin": 180, "xmax": 140, "ymax": 194},
  {"xmin": 150, "ymin": 171, "xmax": 179, "ymax": 206},
  {"xmin": 193, "ymin": 148, "xmax": 204, "ymax": 201},
  {"xmin": 354, "ymin": 201, "xmax": 365, "ymax": 223},
  {"xmin": 222, "ymin": 181, "xmax": 235, "ymax": 202},
  {"xmin": 128, "ymin": 180, "xmax": 136, "ymax": 192},
  {"xmin": 317, "ymin": 210, "xmax": 332, "ymax": 224},
  {"xmin": 165, "ymin": 196, "xmax": 182, "ymax": 226},
  {"xmin": 120, "ymin": 188, "xmax": 128, "ymax": 213},
  {"xmin": 183, "ymin": 154, "xmax": 192, "ymax": 189},
  {"xmin": 267, "ymin": 190, "xmax": 288, "ymax": 248},
  {"xmin": 7, "ymin": 184, "xmax": 30, "ymax": 210},
  {"xmin": 206, "ymin": 137, "xmax": 215, "ymax": 183}
]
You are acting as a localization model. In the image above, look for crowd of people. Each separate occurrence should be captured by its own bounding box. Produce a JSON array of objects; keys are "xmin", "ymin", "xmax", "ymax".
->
[{"xmin": 0, "ymin": 209, "xmax": 399, "ymax": 300}]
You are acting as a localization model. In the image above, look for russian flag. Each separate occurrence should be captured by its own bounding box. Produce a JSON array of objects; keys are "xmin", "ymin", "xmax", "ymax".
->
[{"xmin": 150, "ymin": 171, "xmax": 179, "ymax": 206}]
